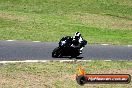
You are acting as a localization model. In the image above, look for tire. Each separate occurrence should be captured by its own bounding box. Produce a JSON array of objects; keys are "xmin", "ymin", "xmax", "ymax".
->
[
  {"xmin": 70, "ymin": 47, "xmax": 80, "ymax": 58},
  {"xmin": 71, "ymin": 55, "xmax": 78, "ymax": 58},
  {"xmin": 52, "ymin": 47, "xmax": 62, "ymax": 58},
  {"xmin": 76, "ymin": 75, "xmax": 87, "ymax": 85}
]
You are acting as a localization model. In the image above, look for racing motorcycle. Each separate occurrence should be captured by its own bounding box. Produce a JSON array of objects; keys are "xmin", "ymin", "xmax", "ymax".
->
[{"xmin": 52, "ymin": 36, "xmax": 87, "ymax": 58}]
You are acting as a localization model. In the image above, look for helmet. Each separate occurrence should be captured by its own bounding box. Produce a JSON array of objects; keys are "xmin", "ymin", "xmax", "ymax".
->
[
  {"xmin": 74, "ymin": 32, "xmax": 81, "ymax": 40},
  {"xmin": 75, "ymin": 32, "xmax": 81, "ymax": 37}
]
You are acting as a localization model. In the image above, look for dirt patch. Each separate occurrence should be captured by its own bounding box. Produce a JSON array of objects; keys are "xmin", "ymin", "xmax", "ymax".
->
[
  {"xmin": 0, "ymin": 73, "xmax": 53, "ymax": 88},
  {"xmin": 0, "ymin": 75, "xmax": 25, "ymax": 87},
  {"xmin": 60, "ymin": 74, "xmax": 76, "ymax": 81},
  {"xmin": 0, "ymin": 12, "xmax": 27, "ymax": 21},
  {"xmin": 70, "ymin": 13, "xmax": 132, "ymax": 30}
]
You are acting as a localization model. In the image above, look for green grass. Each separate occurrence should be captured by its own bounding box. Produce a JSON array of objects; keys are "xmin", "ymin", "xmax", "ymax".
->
[
  {"xmin": 0, "ymin": 61, "xmax": 132, "ymax": 88},
  {"xmin": 0, "ymin": 0, "xmax": 132, "ymax": 44}
]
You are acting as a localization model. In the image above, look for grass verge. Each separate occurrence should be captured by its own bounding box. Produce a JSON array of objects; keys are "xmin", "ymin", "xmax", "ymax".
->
[
  {"xmin": 0, "ymin": 0, "xmax": 132, "ymax": 45},
  {"xmin": 0, "ymin": 60, "xmax": 132, "ymax": 88}
]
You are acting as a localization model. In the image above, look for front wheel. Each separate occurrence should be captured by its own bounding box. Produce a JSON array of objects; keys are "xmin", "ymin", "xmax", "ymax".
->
[{"xmin": 52, "ymin": 47, "xmax": 62, "ymax": 58}]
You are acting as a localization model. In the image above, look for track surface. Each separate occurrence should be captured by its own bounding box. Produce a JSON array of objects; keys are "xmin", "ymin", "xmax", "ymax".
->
[{"xmin": 0, "ymin": 41, "xmax": 132, "ymax": 61}]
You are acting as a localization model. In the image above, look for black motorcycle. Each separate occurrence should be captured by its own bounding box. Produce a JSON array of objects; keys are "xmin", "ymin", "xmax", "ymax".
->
[{"xmin": 52, "ymin": 36, "xmax": 87, "ymax": 58}]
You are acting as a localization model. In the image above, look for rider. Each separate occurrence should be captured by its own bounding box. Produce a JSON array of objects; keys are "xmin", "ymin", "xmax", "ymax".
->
[{"xmin": 71, "ymin": 32, "xmax": 84, "ymax": 54}]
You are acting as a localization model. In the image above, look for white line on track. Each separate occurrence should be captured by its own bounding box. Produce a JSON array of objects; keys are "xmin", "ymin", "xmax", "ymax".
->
[
  {"xmin": 101, "ymin": 44, "xmax": 109, "ymax": 45},
  {"xmin": 33, "ymin": 41, "xmax": 41, "ymax": 42},
  {"xmin": 0, "ymin": 60, "xmax": 49, "ymax": 63},
  {"xmin": 6, "ymin": 40, "xmax": 15, "ymax": 41},
  {"xmin": 0, "ymin": 60, "xmax": 132, "ymax": 64},
  {"xmin": 0, "ymin": 60, "xmax": 91, "ymax": 63},
  {"xmin": 104, "ymin": 60, "xmax": 112, "ymax": 61},
  {"xmin": 128, "ymin": 45, "xmax": 132, "ymax": 47},
  {"xmin": 59, "ymin": 60, "xmax": 75, "ymax": 62}
]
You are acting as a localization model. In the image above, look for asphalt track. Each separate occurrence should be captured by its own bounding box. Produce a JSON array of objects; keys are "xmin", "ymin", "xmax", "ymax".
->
[{"xmin": 0, "ymin": 40, "xmax": 132, "ymax": 61}]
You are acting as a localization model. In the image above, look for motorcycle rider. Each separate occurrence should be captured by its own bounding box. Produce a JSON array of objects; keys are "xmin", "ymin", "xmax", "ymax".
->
[{"xmin": 71, "ymin": 32, "xmax": 84, "ymax": 54}]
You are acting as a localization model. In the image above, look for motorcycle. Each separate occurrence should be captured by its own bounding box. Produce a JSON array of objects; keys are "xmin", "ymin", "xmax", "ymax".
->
[{"xmin": 52, "ymin": 36, "xmax": 87, "ymax": 58}]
